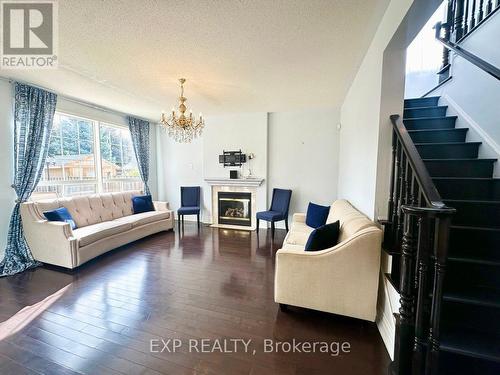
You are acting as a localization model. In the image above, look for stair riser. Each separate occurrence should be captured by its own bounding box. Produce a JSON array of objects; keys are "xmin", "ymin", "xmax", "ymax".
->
[
  {"xmin": 446, "ymin": 201, "xmax": 500, "ymax": 228},
  {"xmin": 435, "ymin": 180, "xmax": 500, "ymax": 200},
  {"xmin": 416, "ymin": 144, "xmax": 480, "ymax": 159},
  {"xmin": 425, "ymin": 161, "xmax": 495, "ymax": 178},
  {"xmin": 404, "ymin": 117, "xmax": 457, "ymax": 130},
  {"xmin": 404, "ymin": 106, "xmax": 447, "ymax": 118},
  {"xmin": 446, "ymin": 262, "xmax": 500, "ymax": 289},
  {"xmin": 404, "ymin": 97, "xmax": 440, "ymax": 108},
  {"xmin": 449, "ymin": 228, "xmax": 500, "ymax": 263},
  {"xmin": 410, "ymin": 129, "xmax": 468, "ymax": 143},
  {"xmin": 442, "ymin": 302, "xmax": 500, "ymax": 335}
]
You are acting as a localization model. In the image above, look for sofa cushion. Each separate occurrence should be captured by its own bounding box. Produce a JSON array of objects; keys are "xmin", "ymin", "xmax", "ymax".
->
[
  {"xmin": 73, "ymin": 221, "xmax": 133, "ymax": 247},
  {"xmin": 284, "ymin": 230, "xmax": 311, "ymax": 246},
  {"xmin": 305, "ymin": 221, "xmax": 340, "ymax": 251},
  {"xmin": 291, "ymin": 221, "xmax": 314, "ymax": 234},
  {"xmin": 132, "ymin": 195, "xmax": 155, "ymax": 214},
  {"xmin": 306, "ymin": 202, "xmax": 330, "ymax": 228},
  {"xmin": 114, "ymin": 210, "xmax": 171, "ymax": 228},
  {"xmin": 43, "ymin": 207, "xmax": 77, "ymax": 230},
  {"xmin": 339, "ymin": 216, "xmax": 374, "ymax": 243}
]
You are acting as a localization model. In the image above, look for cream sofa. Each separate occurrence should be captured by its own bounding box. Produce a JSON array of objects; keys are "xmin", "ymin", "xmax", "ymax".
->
[
  {"xmin": 21, "ymin": 191, "xmax": 174, "ymax": 269},
  {"xmin": 274, "ymin": 200, "xmax": 382, "ymax": 322}
]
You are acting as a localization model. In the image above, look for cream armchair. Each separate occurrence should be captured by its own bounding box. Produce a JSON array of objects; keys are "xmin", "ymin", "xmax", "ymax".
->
[{"xmin": 274, "ymin": 200, "xmax": 382, "ymax": 322}]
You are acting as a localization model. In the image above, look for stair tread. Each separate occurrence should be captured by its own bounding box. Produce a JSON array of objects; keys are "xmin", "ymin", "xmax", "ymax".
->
[
  {"xmin": 404, "ymin": 116, "xmax": 458, "ymax": 121},
  {"xmin": 423, "ymin": 158, "xmax": 497, "ymax": 161},
  {"xmin": 451, "ymin": 225, "xmax": 500, "ymax": 232},
  {"xmin": 448, "ymin": 255, "xmax": 500, "ymax": 267},
  {"xmin": 408, "ymin": 128, "xmax": 467, "ymax": 133},
  {"xmin": 444, "ymin": 199, "xmax": 500, "ymax": 204},
  {"xmin": 441, "ymin": 328, "xmax": 500, "ymax": 362},
  {"xmin": 433, "ymin": 177, "xmax": 500, "ymax": 181},
  {"xmin": 443, "ymin": 286, "xmax": 500, "ymax": 308},
  {"xmin": 415, "ymin": 142, "xmax": 482, "ymax": 146},
  {"xmin": 404, "ymin": 105, "xmax": 448, "ymax": 110}
]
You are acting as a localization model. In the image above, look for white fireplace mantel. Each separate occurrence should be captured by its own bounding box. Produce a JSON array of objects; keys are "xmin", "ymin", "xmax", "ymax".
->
[{"xmin": 204, "ymin": 177, "xmax": 264, "ymax": 187}]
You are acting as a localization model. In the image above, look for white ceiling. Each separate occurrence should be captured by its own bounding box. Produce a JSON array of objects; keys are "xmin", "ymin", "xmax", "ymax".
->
[{"xmin": 1, "ymin": 0, "xmax": 390, "ymax": 121}]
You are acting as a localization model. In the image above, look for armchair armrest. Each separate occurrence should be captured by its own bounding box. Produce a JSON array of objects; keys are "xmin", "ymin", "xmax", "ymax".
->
[
  {"xmin": 292, "ymin": 213, "xmax": 306, "ymax": 223},
  {"xmin": 153, "ymin": 201, "xmax": 171, "ymax": 211}
]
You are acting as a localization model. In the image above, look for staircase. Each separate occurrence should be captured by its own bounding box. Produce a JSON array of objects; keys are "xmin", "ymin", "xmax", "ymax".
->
[{"xmin": 403, "ymin": 96, "xmax": 500, "ymax": 374}]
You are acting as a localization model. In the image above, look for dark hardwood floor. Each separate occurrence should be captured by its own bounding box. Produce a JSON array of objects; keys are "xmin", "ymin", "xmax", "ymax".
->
[{"xmin": 0, "ymin": 223, "xmax": 390, "ymax": 374}]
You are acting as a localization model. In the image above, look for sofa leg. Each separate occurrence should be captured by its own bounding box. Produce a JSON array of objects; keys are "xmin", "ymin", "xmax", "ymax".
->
[
  {"xmin": 285, "ymin": 218, "xmax": 289, "ymax": 232},
  {"xmin": 271, "ymin": 221, "xmax": 275, "ymax": 238},
  {"xmin": 279, "ymin": 303, "xmax": 288, "ymax": 312}
]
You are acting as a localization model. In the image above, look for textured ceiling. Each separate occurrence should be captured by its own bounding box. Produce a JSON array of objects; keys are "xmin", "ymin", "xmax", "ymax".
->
[{"xmin": 2, "ymin": 0, "xmax": 390, "ymax": 121}]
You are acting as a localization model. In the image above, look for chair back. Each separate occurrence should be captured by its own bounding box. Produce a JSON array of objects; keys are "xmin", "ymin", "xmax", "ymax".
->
[
  {"xmin": 270, "ymin": 188, "xmax": 292, "ymax": 216},
  {"xmin": 181, "ymin": 186, "xmax": 201, "ymax": 207}
]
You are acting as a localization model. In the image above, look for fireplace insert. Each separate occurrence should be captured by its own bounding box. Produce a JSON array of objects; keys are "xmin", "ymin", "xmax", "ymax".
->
[{"xmin": 218, "ymin": 192, "xmax": 251, "ymax": 226}]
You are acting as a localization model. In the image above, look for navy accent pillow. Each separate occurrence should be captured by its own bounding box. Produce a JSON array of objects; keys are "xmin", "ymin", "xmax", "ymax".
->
[
  {"xmin": 305, "ymin": 221, "xmax": 340, "ymax": 252},
  {"xmin": 305, "ymin": 202, "xmax": 330, "ymax": 228},
  {"xmin": 132, "ymin": 195, "xmax": 155, "ymax": 214},
  {"xmin": 43, "ymin": 207, "xmax": 77, "ymax": 230}
]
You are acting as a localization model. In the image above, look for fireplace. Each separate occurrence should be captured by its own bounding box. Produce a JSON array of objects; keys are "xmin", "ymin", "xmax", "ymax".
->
[{"xmin": 218, "ymin": 192, "xmax": 252, "ymax": 227}]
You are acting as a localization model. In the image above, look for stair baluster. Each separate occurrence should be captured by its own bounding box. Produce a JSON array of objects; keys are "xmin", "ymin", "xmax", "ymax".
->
[{"xmin": 454, "ymin": 0, "xmax": 465, "ymax": 40}]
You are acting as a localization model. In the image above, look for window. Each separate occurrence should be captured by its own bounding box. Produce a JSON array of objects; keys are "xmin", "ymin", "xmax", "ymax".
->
[
  {"xmin": 99, "ymin": 123, "xmax": 142, "ymax": 193},
  {"xmin": 34, "ymin": 113, "xmax": 143, "ymax": 198}
]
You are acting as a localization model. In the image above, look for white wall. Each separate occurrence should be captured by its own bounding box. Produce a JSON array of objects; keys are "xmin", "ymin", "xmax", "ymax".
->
[
  {"xmin": 268, "ymin": 109, "xmax": 340, "ymax": 228},
  {"xmin": 156, "ymin": 129, "xmax": 205, "ymax": 220},
  {"xmin": 0, "ymin": 81, "xmax": 15, "ymax": 259},
  {"xmin": 157, "ymin": 109, "xmax": 341, "ymax": 226}
]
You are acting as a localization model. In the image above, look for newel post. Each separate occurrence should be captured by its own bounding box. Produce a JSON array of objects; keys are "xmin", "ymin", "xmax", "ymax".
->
[
  {"xmin": 393, "ymin": 208, "xmax": 419, "ymax": 374},
  {"xmin": 426, "ymin": 212, "xmax": 454, "ymax": 375}
]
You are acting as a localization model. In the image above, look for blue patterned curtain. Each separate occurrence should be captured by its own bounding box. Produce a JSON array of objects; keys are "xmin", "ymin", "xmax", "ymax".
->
[
  {"xmin": 127, "ymin": 117, "xmax": 151, "ymax": 195},
  {"xmin": 0, "ymin": 83, "xmax": 57, "ymax": 277}
]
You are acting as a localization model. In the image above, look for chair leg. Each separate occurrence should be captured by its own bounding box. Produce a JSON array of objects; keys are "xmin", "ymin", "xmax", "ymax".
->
[
  {"xmin": 285, "ymin": 218, "xmax": 289, "ymax": 232},
  {"xmin": 178, "ymin": 213, "xmax": 180, "ymax": 231},
  {"xmin": 271, "ymin": 221, "xmax": 275, "ymax": 238},
  {"xmin": 197, "ymin": 213, "xmax": 200, "ymax": 228},
  {"xmin": 256, "ymin": 218, "xmax": 259, "ymax": 232}
]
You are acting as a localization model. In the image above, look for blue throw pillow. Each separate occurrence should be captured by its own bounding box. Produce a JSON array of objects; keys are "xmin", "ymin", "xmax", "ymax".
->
[
  {"xmin": 43, "ymin": 207, "xmax": 77, "ymax": 230},
  {"xmin": 305, "ymin": 202, "xmax": 330, "ymax": 228},
  {"xmin": 132, "ymin": 195, "xmax": 155, "ymax": 214},
  {"xmin": 305, "ymin": 221, "xmax": 340, "ymax": 251}
]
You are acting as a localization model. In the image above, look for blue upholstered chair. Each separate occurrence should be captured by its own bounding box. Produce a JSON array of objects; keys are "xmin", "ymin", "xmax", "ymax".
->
[
  {"xmin": 256, "ymin": 188, "xmax": 292, "ymax": 237},
  {"xmin": 178, "ymin": 186, "xmax": 201, "ymax": 229}
]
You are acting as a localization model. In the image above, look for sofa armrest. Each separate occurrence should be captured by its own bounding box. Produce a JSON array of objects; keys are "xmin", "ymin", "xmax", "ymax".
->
[
  {"xmin": 275, "ymin": 227, "xmax": 382, "ymax": 321},
  {"xmin": 292, "ymin": 213, "xmax": 306, "ymax": 223},
  {"xmin": 20, "ymin": 203, "xmax": 78, "ymax": 268},
  {"xmin": 153, "ymin": 201, "xmax": 171, "ymax": 211}
]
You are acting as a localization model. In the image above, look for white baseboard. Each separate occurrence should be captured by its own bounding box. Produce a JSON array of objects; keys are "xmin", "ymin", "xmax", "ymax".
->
[{"xmin": 376, "ymin": 272, "xmax": 399, "ymax": 360}]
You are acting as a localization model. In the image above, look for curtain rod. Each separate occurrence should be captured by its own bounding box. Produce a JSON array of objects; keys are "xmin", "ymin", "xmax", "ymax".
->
[{"xmin": 0, "ymin": 75, "xmax": 157, "ymax": 124}]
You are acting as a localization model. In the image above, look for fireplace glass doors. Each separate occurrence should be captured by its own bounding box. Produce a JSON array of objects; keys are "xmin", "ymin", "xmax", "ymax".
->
[{"xmin": 218, "ymin": 192, "xmax": 252, "ymax": 226}]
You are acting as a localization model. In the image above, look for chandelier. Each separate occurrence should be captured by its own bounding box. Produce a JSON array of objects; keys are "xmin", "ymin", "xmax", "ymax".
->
[{"xmin": 160, "ymin": 78, "xmax": 204, "ymax": 143}]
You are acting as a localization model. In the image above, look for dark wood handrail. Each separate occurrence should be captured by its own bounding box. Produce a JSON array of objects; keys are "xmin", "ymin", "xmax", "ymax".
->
[
  {"xmin": 435, "ymin": 21, "xmax": 500, "ymax": 81},
  {"xmin": 390, "ymin": 114, "xmax": 446, "ymax": 210}
]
